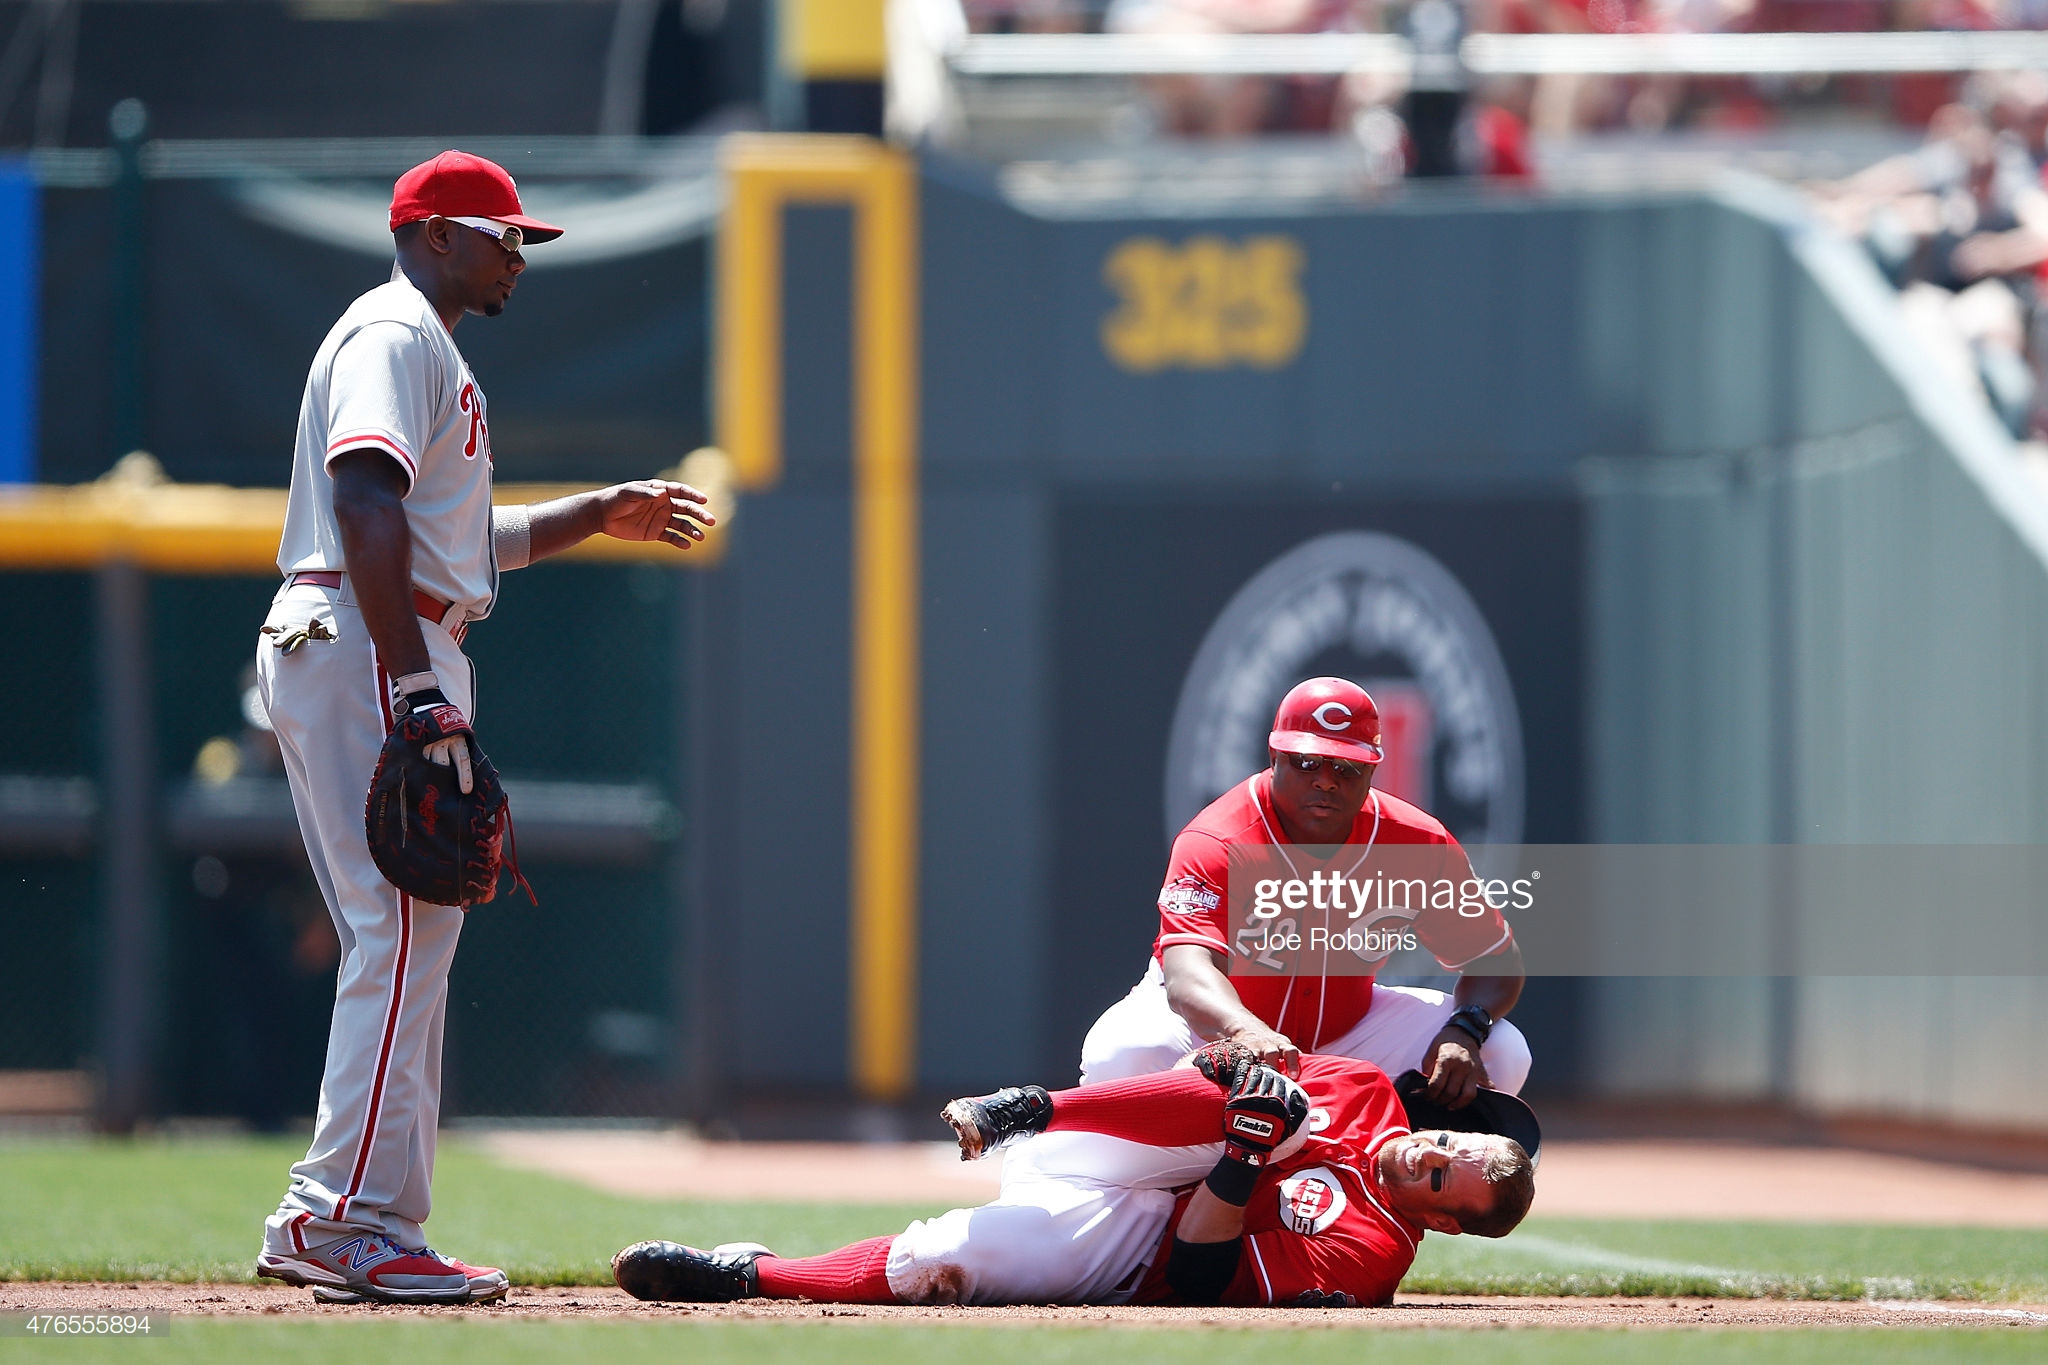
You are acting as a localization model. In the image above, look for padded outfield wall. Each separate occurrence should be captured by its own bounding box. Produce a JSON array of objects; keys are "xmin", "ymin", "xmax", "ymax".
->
[
  {"xmin": 7, "ymin": 136, "xmax": 2042, "ymax": 1126},
  {"xmin": 709, "ymin": 144, "xmax": 2048, "ymax": 1126},
  {"xmin": 1581, "ymin": 184, "xmax": 2048, "ymax": 1129}
]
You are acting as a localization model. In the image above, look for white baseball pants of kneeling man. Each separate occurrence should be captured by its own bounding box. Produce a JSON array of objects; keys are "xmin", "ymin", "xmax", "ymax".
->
[
  {"xmin": 256, "ymin": 577, "xmax": 475, "ymax": 1256},
  {"xmin": 1078, "ymin": 959, "xmax": 1532, "ymax": 1093}
]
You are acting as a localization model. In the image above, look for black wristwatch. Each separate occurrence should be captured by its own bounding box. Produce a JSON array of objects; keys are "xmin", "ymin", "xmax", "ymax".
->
[{"xmin": 1446, "ymin": 1004, "xmax": 1494, "ymax": 1046}]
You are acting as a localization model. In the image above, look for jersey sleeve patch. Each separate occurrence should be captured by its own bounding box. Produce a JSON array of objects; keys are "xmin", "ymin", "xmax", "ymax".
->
[
  {"xmin": 1155, "ymin": 870, "xmax": 1230, "ymax": 956},
  {"xmin": 1158, "ymin": 874, "xmax": 1222, "ymax": 917}
]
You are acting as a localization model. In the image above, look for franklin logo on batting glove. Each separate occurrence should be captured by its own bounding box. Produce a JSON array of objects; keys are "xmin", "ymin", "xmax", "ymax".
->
[{"xmin": 1229, "ymin": 1113, "xmax": 1278, "ymax": 1141}]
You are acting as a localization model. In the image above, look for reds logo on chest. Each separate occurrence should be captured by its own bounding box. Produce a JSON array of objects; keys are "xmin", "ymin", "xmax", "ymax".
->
[{"xmin": 1277, "ymin": 1167, "xmax": 1347, "ymax": 1235}]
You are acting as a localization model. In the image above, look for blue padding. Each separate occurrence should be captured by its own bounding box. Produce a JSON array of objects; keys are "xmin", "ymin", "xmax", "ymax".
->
[{"xmin": 0, "ymin": 164, "xmax": 37, "ymax": 483}]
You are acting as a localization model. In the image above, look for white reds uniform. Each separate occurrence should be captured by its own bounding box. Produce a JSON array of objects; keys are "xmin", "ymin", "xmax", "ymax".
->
[
  {"xmin": 1081, "ymin": 966, "xmax": 1531, "ymax": 1096},
  {"xmin": 257, "ymin": 275, "xmax": 519, "ymax": 1258},
  {"xmin": 887, "ymin": 1058, "xmax": 1423, "ymax": 1307},
  {"xmin": 888, "ymin": 1131, "xmax": 1194, "ymax": 1305}
]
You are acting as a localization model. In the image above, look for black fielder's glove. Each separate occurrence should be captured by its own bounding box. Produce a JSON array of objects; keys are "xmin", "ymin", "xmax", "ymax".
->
[
  {"xmin": 1220, "ymin": 1063, "xmax": 1310, "ymax": 1168},
  {"xmin": 365, "ymin": 701, "xmax": 533, "ymax": 909}
]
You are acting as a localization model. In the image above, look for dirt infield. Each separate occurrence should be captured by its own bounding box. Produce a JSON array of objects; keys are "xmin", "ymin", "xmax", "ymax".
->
[
  {"xmin": 4, "ymin": 1282, "xmax": 2046, "ymax": 1329},
  {"xmin": 473, "ymin": 1132, "xmax": 2048, "ymax": 1228}
]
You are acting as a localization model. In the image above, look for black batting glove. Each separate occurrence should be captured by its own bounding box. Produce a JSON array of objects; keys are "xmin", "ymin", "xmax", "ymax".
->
[
  {"xmin": 1205, "ymin": 1063, "xmax": 1311, "ymax": 1207},
  {"xmin": 1220, "ymin": 1063, "xmax": 1310, "ymax": 1168}
]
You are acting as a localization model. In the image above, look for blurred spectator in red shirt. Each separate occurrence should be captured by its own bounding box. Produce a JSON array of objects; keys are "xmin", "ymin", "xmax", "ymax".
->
[
  {"xmin": 1108, "ymin": 0, "xmax": 1364, "ymax": 135},
  {"xmin": 1467, "ymin": 88, "xmax": 1537, "ymax": 176}
]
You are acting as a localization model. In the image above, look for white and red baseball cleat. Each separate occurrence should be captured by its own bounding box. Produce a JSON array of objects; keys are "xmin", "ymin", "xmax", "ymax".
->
[
  {"xmin": 307, "ymin": 1248, "xmax": 510, "ymax": 1305},
  {"xmin": 256, "ymin": 1232, "xmax": 471, "ymax": 1304},
  {"xmin": 433, "ymin": 1251, "xmax": 510, "ymax": 1304}
]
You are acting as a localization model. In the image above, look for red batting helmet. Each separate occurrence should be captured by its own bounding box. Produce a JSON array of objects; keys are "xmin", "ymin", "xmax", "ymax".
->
[{"xmin": 1268, "ymin": 677, "xmax": 1385, "ymax": 764}]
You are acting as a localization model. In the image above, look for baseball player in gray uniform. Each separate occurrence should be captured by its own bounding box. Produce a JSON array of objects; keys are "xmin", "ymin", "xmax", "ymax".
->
[{"xmin": 252, "ymin": 150, "xmax": 715, "ymax": 1305}]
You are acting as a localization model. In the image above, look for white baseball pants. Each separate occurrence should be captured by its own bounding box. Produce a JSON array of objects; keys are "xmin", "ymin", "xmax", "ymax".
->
[
  {"xmin": 1078, "ymin": 959, "xmax": 1531, "ymax": 1094},
  {"xmin": 254, "ymin": 578, "xmax": 474, "ymax": 1255},
  {"xmin": 885, "ymin": 1130, "xmax": 1222, "ymax": 1305}
]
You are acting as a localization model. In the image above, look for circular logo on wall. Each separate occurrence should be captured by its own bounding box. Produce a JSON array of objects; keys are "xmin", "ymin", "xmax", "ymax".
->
[{"xmin": 1163, "ymin": 531, "xmax": 1524, "ymax": 855}]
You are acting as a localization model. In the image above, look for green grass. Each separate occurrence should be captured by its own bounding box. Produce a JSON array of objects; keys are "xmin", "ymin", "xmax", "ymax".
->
[
  {"xmin": 0, "ymin": 1137, "xmax": 942, "ymax": 1284},
  {"xmin": 1411, "ymin": 1218, "xmax": 2048, "ymax": 1302},
  {"xmin": 3, "ymin": 1136, "xmax": 2045, "ymax": 1302},
  {"xmin": 0, "ymin": 1323, "xmax": 2040, "ymax": 1365}
]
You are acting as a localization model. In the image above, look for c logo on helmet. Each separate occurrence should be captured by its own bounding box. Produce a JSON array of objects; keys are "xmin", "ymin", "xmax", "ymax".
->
[{"xmin": 1312, "ymin": 701, "xmax": 1352, "ymax": 731}]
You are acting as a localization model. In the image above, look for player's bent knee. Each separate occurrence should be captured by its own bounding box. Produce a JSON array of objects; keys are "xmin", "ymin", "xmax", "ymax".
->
[
  {"xmin": 1482, "ymin": 1019, "xmax": 1532, "ymax": 1096},
  {"xmin": 1079, "ymin": 1016, "xmax": 1194, "ymax": 1085},
  {"xmin": 887, "ymin": 1209, "xmax": 979, "ymax": 1304},
  {"xmin": 1078, "ymin": 1040, "xmax": 1184, "ymax": 1086},
  {"xmin": 887, "ymin": 1205, "xmax": 1064, "ymax": 1305}
]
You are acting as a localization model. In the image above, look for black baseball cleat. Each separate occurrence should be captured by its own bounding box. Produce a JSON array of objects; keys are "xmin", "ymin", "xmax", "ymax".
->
[
  {"xmin": 612, "ymin": 1240, "xmax": 770, "ymax": 1302},
  {"xmin": 940, "ymin": 1085, "xmax": 1053, "ymax": 1161}
]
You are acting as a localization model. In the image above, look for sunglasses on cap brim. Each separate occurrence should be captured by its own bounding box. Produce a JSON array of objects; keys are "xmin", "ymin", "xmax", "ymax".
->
[
  {"xmin": 1281, "ymin": 752, "xmax": 1372, "ymax": 780},
  {"xmin": 446, "ymin": 216, "xmax": 524, "ymax": 251}
]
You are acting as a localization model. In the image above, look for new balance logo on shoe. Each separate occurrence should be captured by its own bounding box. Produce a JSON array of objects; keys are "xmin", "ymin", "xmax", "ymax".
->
[{"xmin": 328, "ymin": 1236, "xmax": 402, "ymax": 1271}]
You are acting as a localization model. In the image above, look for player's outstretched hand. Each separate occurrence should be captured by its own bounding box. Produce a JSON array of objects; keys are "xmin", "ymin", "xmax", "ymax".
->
[
  {"xmin": 1187, "ymin": 1039, "xmax": 1259, "ymax": 1090},
  {"xmin": 1222, "ymin": 1021, "xmax": 1300, "ymax": 1079},
  {"xmin": 598, "ymin": 479, "xmax": 716, "ymax": 548},
  {"xmin": 1421, "ymin": 1026, "xmax": 1490, "ymax": 1108}
]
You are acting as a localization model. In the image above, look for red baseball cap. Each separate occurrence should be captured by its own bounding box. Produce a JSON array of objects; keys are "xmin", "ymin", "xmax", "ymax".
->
[
  {"xmin": 388, "ymin": 150, "xmax": 563, "ymax": 243},
  {"xmin": 1268, "ymin": 677, "xmax": 1385, "ymax": 764}
]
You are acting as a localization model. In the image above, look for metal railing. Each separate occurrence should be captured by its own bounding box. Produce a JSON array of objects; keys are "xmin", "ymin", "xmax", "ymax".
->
[
  {"xmin": 0, "ymin": 773, "xmax": 676, "ymax": 861},
  {"xmin": 26, "ymin": 132, "xmax": 724, "ymax": 190},
  {"xmin": 947, "ymin": 29, "xmax": 2048, "ymax": 78},
  {"xmin": 887, "ymin": 0, "xmax": 2048, "ymax": 144}
]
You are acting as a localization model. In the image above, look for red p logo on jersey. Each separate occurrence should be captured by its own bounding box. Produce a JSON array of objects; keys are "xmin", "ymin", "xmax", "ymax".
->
[{"xmin": 459, "ymin": 382, "xmax": 489, "ymax": 462}]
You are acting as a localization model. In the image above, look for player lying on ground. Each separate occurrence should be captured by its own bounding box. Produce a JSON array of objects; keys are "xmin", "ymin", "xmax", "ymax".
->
[{"xmin": 613, "ymin": 1047, "xmax": 1534, "ymax": 1308}]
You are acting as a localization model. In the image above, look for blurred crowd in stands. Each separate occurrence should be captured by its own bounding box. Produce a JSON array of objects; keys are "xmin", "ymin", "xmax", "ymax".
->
[
  {"xmin": 961, "ymin": 0, "xmax": 2033, "ymax": 170},
  {"xmin": 1813, "ymin": 72, "xmax": 2048, "ymax": 436},
  {"xmin": 958, "ymin": 3, "xmax": 2048, "ymax": 436}
]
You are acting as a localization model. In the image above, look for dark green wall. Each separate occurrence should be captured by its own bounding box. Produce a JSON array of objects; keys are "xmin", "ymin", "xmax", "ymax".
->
[{"xmin": 0, "ymin": 563, "xmax": 689, "ymax": 1122}]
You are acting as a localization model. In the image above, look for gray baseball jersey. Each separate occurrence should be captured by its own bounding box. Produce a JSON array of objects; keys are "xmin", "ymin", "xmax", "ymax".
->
[{"xmin": 277, "ymin": 277, "xmax": 498, "ymax": 619}]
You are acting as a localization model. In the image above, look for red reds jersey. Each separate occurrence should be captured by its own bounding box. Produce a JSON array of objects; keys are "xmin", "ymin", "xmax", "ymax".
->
[
  {"xmin": 1152, "ymin": 771, "xmax": 1512, "ymax": 1050},
  {"xmin": 1136, "ymin": 1056, "xmax": 1421, "ymax": 1308}
]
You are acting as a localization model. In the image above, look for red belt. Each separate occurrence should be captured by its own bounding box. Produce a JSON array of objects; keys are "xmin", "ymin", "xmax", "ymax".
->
[{"xmin": 288, "ymin": 571, "xmax": 456, "ymax": 627}]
